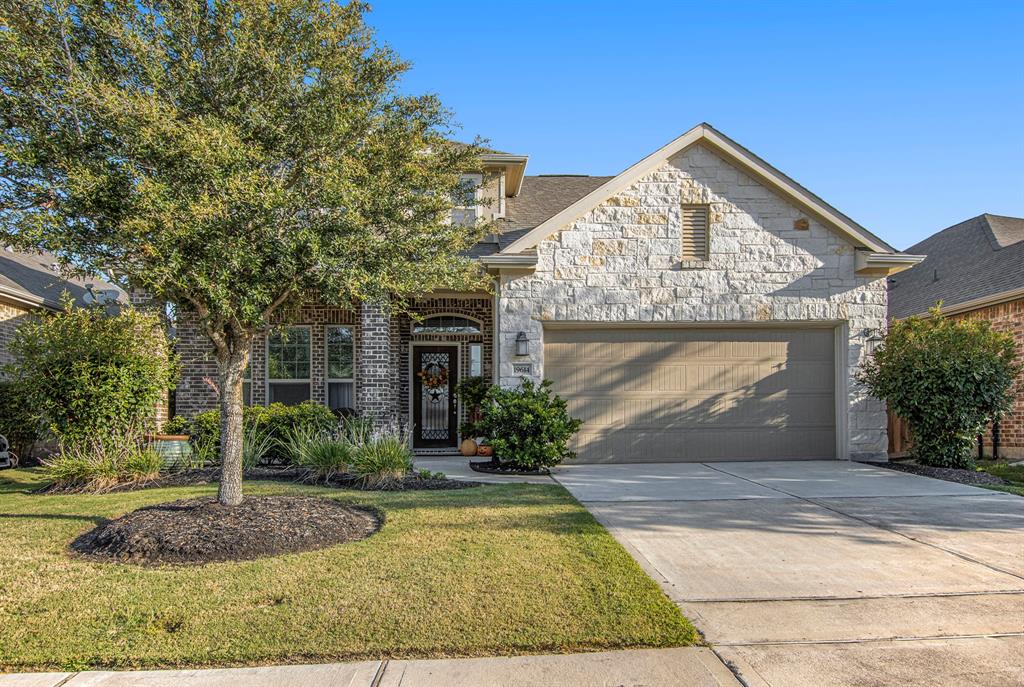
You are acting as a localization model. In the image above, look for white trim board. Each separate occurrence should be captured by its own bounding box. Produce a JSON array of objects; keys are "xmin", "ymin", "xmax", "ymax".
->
[{"xmin": 502, "ymin": 123, "xmax": 898, "ymax": 256}]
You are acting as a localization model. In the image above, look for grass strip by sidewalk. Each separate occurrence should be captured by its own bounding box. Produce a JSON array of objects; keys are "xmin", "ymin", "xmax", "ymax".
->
[{"xmin": 0, "ymin": 469, "xmax": 696, "ymax": 671}]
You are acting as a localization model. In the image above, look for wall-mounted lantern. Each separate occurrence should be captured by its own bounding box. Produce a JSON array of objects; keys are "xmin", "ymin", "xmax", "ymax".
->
[
  {"xmin": 515, "ymin": 331, "xmax": 529, "ymax": 357},
  {"xmin": 866, "ymin": 332, "xmax": 884, "ymax": 356}
]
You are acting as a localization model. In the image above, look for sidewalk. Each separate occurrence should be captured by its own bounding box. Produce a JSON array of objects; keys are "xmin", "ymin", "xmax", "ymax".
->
[{"xmin": 0, "ymin": 648, "xmax": 740, "ymax": 686}]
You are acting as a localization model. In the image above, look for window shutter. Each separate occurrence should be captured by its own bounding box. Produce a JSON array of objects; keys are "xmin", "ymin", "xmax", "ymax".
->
[{"xmin": 681, "ymin": 205, "xmax": 709, "ymax": 261}]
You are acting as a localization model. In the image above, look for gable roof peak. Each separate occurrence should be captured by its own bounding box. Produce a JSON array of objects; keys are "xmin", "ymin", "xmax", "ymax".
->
[{"xmin": 501, "ymin": 123, "xmax": 897, "ymax": 255}]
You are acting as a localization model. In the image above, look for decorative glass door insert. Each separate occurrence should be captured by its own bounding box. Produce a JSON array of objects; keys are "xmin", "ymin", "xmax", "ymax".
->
[{"xmin": 413, "ymin": 346, "xmax": 458, "ymax": 448}]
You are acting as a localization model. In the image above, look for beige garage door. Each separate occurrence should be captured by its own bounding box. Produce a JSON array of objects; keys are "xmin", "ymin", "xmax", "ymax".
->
[{"xmin": 545, "ymin": 327, "xmax": 837, "ymax": 463}]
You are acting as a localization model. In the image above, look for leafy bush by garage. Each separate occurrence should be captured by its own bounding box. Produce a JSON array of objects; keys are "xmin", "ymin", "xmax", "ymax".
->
[
  {"xmin": 4, "ymin": 299, "xmax": 177, "ymax": 445},
  {"xmin": 859, "ymin": 306, "xmax": 1020, "ymax": 469},
  {"xmin": 476, "ymin": 379, "xmax": 583, "ymax": 470}
]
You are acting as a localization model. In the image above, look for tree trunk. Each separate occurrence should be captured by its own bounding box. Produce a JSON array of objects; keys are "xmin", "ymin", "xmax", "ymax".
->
[{"xmin": 217, "ymin": 341, "xmax": 251, "ymax": 506}]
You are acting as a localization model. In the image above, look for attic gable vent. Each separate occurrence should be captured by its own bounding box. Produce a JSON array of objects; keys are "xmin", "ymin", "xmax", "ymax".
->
[{"xmin": 681, "ymin": 204, "xmax": 710, "ymax": 261}]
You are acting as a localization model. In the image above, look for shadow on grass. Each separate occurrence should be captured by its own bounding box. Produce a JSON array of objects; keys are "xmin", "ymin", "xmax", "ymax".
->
[{"xmin": 0, "ymin": 512, "xmax": 110, "ymax": 525}]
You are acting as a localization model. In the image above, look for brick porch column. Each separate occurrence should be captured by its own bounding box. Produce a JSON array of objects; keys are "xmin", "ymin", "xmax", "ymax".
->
[{"xmin": 356, "ymin": 301, "xmax": 395, "ymax": 429}]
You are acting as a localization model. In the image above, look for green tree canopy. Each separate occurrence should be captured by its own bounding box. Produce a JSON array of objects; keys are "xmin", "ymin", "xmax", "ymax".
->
[
  {"xmin": 859, "ymin": 306, "xmax": 1020, "ymax": 469},
  {"xmin": 0, "ymin": 0, "xmax": 488, "ymax": 503}
]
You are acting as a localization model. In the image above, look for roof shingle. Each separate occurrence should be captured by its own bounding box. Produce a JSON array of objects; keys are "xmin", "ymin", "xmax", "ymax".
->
[{"xmin": 888, "ymin": 214, "xmax": 1024, "ymax": 319}]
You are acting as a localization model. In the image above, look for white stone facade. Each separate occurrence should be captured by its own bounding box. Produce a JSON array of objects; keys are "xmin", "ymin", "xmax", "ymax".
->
[{"xmin": 496, "ymin": 143, "xmax": 888, "ymax": 460}]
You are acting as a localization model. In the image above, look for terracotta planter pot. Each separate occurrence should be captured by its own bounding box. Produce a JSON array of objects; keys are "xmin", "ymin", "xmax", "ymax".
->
[
  {"xmin": 476, "ymin": 444, "xmax": 493, "ymax": 458},
  {"xmin": 459, "ymin": 438, "xmax": 478, "ymax": 457}
]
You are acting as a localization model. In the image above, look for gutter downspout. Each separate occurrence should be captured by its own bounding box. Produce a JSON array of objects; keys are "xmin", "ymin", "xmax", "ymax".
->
[{"xmin": 491, "ymin": 274, "xmax": 500, "ymax": 387}]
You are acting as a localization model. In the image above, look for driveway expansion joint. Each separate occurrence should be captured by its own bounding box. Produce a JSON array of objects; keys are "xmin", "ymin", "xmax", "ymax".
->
[{"xmin": 716, "ymin": 631, "xmax": 1024, "ymax": 647}]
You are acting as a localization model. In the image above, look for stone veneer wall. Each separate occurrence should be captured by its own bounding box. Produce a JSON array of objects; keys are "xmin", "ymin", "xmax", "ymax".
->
[
  {"xmin": 953, "ymin": 298, "xmax": 1024, "ymax": 459},
  {"xmin": 497, "ymin": 143, "xmax": 889, "ymax": 460}
]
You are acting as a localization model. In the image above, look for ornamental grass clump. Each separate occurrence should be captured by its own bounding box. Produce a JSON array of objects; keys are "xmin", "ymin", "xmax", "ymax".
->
[
  {"xmin": 350, "ymin": 428, "xmax": 413, "ymax": 487},
  {"xmin": 44, "ymin": 426, "xmax": 163, "ymax": 492},
  {"xmin": 859, "ymin": 305, "xmax": 1020, "ymax": 469},
  {"xmin": 283, "ymin": 425, "xmax": 352, "ymax": 481}
]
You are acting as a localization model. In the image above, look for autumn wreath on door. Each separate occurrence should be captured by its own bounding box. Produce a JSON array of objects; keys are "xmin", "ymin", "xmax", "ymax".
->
[{"xmin": 417, "ymin": 361, "xmax": 449, "ymax": 402}]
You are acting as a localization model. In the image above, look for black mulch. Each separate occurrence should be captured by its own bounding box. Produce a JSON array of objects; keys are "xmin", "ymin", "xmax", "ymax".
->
[
  {"xmin": 866, "ymin": 461, "xmax": 1008, "ymax": 486},
  {"xmin": 41, "ymin": 466, "xmax": 480, "ymax": 494},
  {"xmin": 70, "ymin": 495, "xmax": 381, "ymax": 566},
  {"xmin": 469, "ymin": 460, "xmax": 550, "ymax": 476}
]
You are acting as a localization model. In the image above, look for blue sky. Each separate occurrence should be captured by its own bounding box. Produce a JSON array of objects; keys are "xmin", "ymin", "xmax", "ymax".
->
[{"xmin": 368, "ymin": 0, "xmax": 1022, "ymax": 249}]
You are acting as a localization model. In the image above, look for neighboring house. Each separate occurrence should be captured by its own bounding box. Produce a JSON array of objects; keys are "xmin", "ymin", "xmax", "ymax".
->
[
  {"xmin": 174, "ymin": 123, "xmax": 922, "ymax": 462},
  {"xmin": 888, "ymin": 214, "xmax": 1024, "ymax": 459},
  {"xmin": 0, "ymin": 247, "xmax": 124, "ymax": 373}
]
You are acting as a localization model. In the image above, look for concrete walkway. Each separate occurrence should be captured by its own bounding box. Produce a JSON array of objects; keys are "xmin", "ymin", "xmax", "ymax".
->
[
  {"xmin": 0, "ymin": 648, "xmax": 739, "ymax": 686},
  {"xmin": 553, "ymin": 460, "xmax": 1024, "ymax": 687}
]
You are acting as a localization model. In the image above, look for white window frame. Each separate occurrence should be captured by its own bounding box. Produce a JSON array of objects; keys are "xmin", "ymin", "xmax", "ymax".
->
[
  {"xmin": 412, "ymin": 313, "xmax": 483, "ymax": 335},
  {"xmin": 451, "ymin": 173, "xmax": 483, "ymax": 225},
  {"xmin": 265, "ymin": 325, "xmax": 313, "ymax": 405},
  {"xmin": 468, "ymin": 342, "xmax": 483, "ymax": 377},
  {"xmin": 324, "ymin": 325, "xmax": 356, "ymax": 411}
]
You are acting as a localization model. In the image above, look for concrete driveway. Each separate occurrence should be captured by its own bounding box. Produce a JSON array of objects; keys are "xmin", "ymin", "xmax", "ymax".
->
[{"xmin": 553, "ymin": 461, "xmax": 1024, "ymax": 687}]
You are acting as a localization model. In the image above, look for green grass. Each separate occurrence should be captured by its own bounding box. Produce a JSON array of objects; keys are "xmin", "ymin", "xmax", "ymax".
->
[
  {"xmin": 977, "ymin": 461, "xmax": 1024, "ymax": 496},
  {"xmin": 0, "ymin": 469, "xmax": 696, "ymax": 671}
]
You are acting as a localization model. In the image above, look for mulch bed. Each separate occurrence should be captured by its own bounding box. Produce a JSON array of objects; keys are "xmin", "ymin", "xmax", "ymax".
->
[
  {"xmin": 40, "ymin": 466, "xmax": 480, "ymax": 494},
  {"xmin": 70, "ymin": 495, "xmax": 381, "ymax": 566},
  {"xmin": 469, "ymin": 459, "xmax": 550, "ymax": 476},
  {"xmin": 867, "ymin": 461, "xmax": 1008, "ymax": 486}
]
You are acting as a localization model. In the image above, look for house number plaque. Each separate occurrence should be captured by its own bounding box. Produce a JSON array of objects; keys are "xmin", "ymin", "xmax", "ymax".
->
[{"xmin": 512, "ymin": 363, "xmax": 532, "ymax": 375}]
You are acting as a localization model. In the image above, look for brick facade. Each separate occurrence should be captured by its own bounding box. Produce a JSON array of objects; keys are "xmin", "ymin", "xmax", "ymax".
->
[
  {"xmin": 173, "ymin": 296, "xmax": 495, "ymax": 442},
  {"xmin": 0, "ymin": 301, "xmax": 33, "ymax": 376},
  {"xmin": 953, "ymin": 298, "xmax": 1024, "ymax": 459}
]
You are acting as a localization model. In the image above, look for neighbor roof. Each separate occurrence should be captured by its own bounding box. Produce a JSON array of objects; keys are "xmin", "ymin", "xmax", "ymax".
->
[
  {"xmin": 0, "ymin": 248, "xmax": 124, "ymax": 310},
  {"xmin": 888, "ymin": 214, "xmax": 1024, "ymax": 319}
]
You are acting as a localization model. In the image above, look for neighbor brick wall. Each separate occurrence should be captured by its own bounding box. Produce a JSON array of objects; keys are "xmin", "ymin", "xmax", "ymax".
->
[
  {"xmin": 953, "ymin": 298, "xmax": 1024, "ymax": 459},
  {"xmin": 497, "ymin": 142, "xmax": 890, "ymax": 460},
  {"xmin": 0, "ymin": 300, "xmax": 33, "ymax": 375}
]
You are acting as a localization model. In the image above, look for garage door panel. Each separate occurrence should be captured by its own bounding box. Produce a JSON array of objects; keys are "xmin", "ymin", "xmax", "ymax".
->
[{"xmin": 546, "ymin": 326, "xmax": 837, "ymax": 463}]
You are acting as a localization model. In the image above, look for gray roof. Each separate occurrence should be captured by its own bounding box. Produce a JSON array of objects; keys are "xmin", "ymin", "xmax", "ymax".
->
[
  {"xmin": 888, "ymin": 214, "xmax": 1024, "ymax": 319},
  {"xmin": 469, "ymin": 175, "xmax": 613, "ymax": 255},
  {"xmin": 0, "ymin": 248, "xmax": 124, "ymax": 309}
]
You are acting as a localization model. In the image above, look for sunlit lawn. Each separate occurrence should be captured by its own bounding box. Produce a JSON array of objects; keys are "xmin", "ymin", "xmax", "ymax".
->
[{"xmin": 0, "ymin": 469, "xmax": 696, "ymax": 671}]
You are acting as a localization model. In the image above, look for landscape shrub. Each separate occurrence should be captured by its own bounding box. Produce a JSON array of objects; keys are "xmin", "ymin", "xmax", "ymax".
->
[
  {"xmin": 454, "ymin": 375, "xmax": 492, "ymax": 437},
  {"xmin": 169, "ymin": 402, "xmax": 337, "ymax": 465},
  {"xmin": 241, "ymin": 423, "xmax": 276, "ymax": 470},
  {"xmin": 5, "ymin": 299, "xmax": 177, "ymax": 445},
  {"xmin": 859, "ymin": 306, "xmax": 1020, "ymax": 469},
  {"xmin": 283, "ymin": 425, "xmax": 352, "ymax": 480},
  {"xmin": 350, "ymin": 428, "xmax": 412, "ymax": 487},
  {"xmin": 0, "ymin": 381, "xmax": 40, "ymax": 461},
  {"xmin": 44, "ymin": 426, "xmax": 163, "ymax": 491},
  {"xmin": 476, "ymin": 379, "xmax": 583, "ymax": 470}
]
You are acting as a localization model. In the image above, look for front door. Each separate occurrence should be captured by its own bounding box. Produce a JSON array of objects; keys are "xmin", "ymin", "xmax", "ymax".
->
[{"xmin": 413, "ymin": 345, "xmax": 459, "ymax": 448}]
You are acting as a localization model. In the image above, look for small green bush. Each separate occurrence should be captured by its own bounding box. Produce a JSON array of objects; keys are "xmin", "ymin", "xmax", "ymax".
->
[
  {"xmin": 241, "ymin": 423, "xmax": 276, "ymax": 470},
  {"xmin": 283, "ymin": 425, "xmax": 352, "ymax": 480},
  {"xmin": 351, "ymin": 429, "xmax": 412, "ymax": 487},
  {"xmin": 477, "ymin": 379, "xmax": 583, "ymax": 470},
  {"xmin": 859, "ymin": 305, "xmax": 1020, "ymax": 469},
  {"xmin": 455, "ymin": 375, "xmax": 492, "ymax": 437},
  {"xmin": 5, "ymin": 298, "xmax": 177, "ymax": 445},
  {"xmin": 0, "ymin": 381, "xmax": 40, "ymax": 461},
  {"xmin": 170, "ymin": 402, "xmax": 337, "ymax": 465}
]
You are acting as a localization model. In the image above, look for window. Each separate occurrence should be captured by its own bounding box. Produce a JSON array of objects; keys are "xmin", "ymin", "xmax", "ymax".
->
[
  {"xmin": 468, "ymin": 342, "xmax": 482, "ymax": 377},
  {"xmin": 681, "ymin": 204, "xmax": 710, "ymax": 261},
  {"xmin": 412, "ymin": 315, "xmax": 481, "ymax": 334},
  {"xmin": 267, "ymin": 327, "xmax": 311, "ymax": 405},
  {"xmin": 451, "ymin": 173, "xmax": 482, "ymax": 225},
  {"xmin": 326, "ymin": 326, "xmax": 355, "ymax": 412}
]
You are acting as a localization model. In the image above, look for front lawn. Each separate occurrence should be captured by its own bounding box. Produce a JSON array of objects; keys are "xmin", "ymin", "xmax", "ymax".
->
[
  {"xmin": 0, "ymin": 469, "xmax": 696, "ymax": 671},
  {"xmin": 978, "ymin": 461, "xmax": 1024, "ymax": 496}
]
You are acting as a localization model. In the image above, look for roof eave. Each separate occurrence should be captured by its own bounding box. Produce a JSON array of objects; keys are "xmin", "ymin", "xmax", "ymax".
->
[
  {"xmin": 480, "ymin": 154, "xmax": 529, "ymax": 196},
  {"xmin": 855, "ymin": 251, "xmax": 926, "ymax": 277},
  {"xmin": 477, "ymin": 253, "xmax": 538, "ymax": 270}
]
